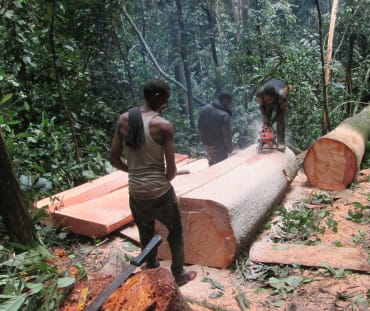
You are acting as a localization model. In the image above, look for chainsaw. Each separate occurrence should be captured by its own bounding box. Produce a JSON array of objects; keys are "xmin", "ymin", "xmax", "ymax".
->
[{"xmin": 257, "ymin": 126, "xmax": 278, "ymax": 152}]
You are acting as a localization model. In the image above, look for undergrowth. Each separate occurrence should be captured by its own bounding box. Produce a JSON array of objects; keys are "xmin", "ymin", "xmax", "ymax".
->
[{"xmin": 0, "ymin": 212, "xmax": 87, "ymax": 311}]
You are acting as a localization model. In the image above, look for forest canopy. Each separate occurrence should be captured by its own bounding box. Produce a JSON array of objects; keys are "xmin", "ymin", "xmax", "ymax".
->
[{"xmin": 1, "ymin": 0, "xmax": 369, "ymax": 195}]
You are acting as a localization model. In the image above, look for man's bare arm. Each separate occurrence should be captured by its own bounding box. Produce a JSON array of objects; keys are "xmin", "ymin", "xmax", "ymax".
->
[
  {"xmin": 110, "ymin": 117, "xmax": 128, "ymax": 172},
  {"xmin": 162, "ymin": 122, "xmax": 177, "ymax": 181}
]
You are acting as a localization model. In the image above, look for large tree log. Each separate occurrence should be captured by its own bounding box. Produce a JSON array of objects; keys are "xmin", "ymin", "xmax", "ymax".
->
[
  {"xmin": 101, "ymin": 268, "xmax": 191, "ymax": 311},
  {"xmin": 304, "ymin": 106, "xmax": 370, "ymax": 190},
  {"xmin": 157, "ymin": 146, "xmax": 298, "ymax": 268}
]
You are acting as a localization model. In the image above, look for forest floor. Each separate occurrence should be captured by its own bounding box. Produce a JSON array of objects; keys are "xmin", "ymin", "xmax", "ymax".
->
[{"xmin": 59, "ymin": 168, "xmax": 370, "ymax": 311}]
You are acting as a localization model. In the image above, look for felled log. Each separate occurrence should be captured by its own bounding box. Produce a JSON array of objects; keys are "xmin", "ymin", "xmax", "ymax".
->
[
  {"xmin": 304, "ymin": 106, "xmax": 370, "ymax": 190},
  {"xmin": 101, "ymin": 268, "xmax": 191, "ymax": 311},
  {"xmin": 157, "ymin": 146, "xmax": 298, "ymax": 268}
]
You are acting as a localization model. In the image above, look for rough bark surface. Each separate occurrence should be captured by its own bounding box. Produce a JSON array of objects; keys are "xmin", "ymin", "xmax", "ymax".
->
[
  {"xmin": 157, "ymin": 146, "xmax": 298, "ymax": 268},
  {"xmin": 304, "ymin": 106, "xmax": 370, "ymax": 190},
  {"xmin": 0, "ymin": 131, "xmax": 36, "ymax": 245},
  {"xmin": 101, "ymin": 268, "xmax": 191, "ymax": 311}
]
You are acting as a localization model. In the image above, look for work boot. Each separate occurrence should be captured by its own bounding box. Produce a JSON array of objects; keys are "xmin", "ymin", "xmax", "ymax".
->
[{"xmin": 142, "ymin": 260, "xmax": 160, "ymax": 270}]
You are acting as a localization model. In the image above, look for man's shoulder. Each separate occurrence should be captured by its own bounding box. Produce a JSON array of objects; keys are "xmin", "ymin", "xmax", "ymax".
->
[
  {"xmin": 151, "ymin": 115, "xmax": 174, "ymax": 132},
  {"xmin": 116, "ymin": 112, "xmax": 129, "ymax": 129}
]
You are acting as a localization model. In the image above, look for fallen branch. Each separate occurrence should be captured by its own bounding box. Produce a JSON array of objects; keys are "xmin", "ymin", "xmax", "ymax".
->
[
  {"xmin": 184, "ymin": 297, "xmax": 237, "ymax": 311},
  {"xmin": 121, "ymin": 7, "xmax": 203, "ymax": 105}
]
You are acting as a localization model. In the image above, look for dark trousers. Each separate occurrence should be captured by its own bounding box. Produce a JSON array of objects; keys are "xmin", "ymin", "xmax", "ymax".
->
[
  {"xmin": 204, "ymin": 144, "xmax": 228, "ymax": 166},
  {"xmin": 261, "ymin": 104, "xmax": 285, "ymax": 144},
  {"xmin": 129, "ymin": 186, "xmax": 185, "ymax": 277}
]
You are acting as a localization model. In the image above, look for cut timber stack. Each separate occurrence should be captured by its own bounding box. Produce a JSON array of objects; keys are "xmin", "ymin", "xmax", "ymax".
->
[
  {"xmin": 101, "ymin": 268, "xmax": 190, "ymax": 311},
  {"xmin": 157, "ymin": 146, "xmax": 298, "ymax": 268},
  {"xmin": 304, "ymin": 106, "xmax": 370, "ymax": 190}
]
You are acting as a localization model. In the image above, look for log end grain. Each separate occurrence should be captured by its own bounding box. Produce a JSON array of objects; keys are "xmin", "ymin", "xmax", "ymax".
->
[
  {"xmin": 156, "ymin": 199, "xmax": 237, "ymax": 268},
  {"xmin": 304, "ymin": 138, "xmax": 357, "ymax": 190}
]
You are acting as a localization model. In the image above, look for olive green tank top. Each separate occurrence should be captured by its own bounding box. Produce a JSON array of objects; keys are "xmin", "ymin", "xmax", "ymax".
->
[{"xmin": 127, "ymin": 111, "xmax": 171, "ymax": 200}]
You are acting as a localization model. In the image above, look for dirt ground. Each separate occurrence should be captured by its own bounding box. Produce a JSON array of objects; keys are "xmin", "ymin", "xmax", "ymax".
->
[{"xmin": 60, "ymin": 168, "xmax": 370, "ymax": 311}]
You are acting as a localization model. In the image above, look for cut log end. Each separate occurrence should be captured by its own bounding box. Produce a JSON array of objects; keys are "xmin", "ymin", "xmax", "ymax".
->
[
  {"xmin": 304, "ymin": 138, "xmax": 357, "ymax": 190},
  {"xmin": 101, "ymin": 268, "xmax": 191, "ymax": 311}
]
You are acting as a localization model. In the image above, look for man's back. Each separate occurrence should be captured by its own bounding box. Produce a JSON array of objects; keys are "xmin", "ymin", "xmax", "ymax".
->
[
  {"xmin": 198, "ymin": 97, "xmax": 233, "ymax": 165},
  {"xmin": 198, "ymin": 103, "xmax": 229, "ymax": 148}
]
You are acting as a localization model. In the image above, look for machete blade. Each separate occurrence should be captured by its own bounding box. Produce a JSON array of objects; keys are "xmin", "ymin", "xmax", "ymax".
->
[{"xmin": 85, "ymin": 234, "xmax": 162, "ymax": 311}]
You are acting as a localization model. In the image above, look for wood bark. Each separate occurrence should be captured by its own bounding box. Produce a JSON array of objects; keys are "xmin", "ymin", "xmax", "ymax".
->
[
  {"xmin": 315, "ymin": 0, "xmax": 331, "ymax": 134},
  {"xmin": 101, "ymin": 268, "xmax": 191, "ymax": 311},
  {"xmin": 157, "ymin": 146, "xmax": 298, "ymax": 268},
  {"xmin": 174, "ymin": 0, "xmax": 196, "ymax": 129},
  {"xmin": 0, "ymin": 130, "xmax": 36, "ymax": 245},
  {"xmin": 304, "ymin": 105, "xmax": 370, "ymax": 191},
  {"xmin": 202, "ymin": 3, "xmax": 222, "ymax": 92},
  {"xmin": 345, "ymin": 33, "xmax": 356, "ymax": 116}
]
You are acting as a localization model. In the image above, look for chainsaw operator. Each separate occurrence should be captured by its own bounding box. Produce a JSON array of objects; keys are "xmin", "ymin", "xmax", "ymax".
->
[
  {"xmin": 256, "ymin": 78, "xmax": 290, "ymax": 149},
  {"xmin": 198, "ymin": 91, "xmax": 233, "ymax": 166},
  {"xmin": 110, "ymin": 79, "xmax": 196, "ymax": 286}
]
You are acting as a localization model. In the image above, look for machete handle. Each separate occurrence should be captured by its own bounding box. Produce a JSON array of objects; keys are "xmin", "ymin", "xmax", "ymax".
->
[{"xmin": 131, "ymin": 234, "xmax": 162, "ymax": 266}]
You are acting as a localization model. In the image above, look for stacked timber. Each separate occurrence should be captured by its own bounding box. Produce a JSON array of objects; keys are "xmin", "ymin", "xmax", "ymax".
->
[{"xmin": 304, "ymin": 106, "xmax": 370, "ymax": 190}]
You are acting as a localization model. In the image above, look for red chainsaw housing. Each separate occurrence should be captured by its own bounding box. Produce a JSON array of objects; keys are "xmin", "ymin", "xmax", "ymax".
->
[{"xmin": 258, "ymin": 127, "xmax": 276, "ymax": 149}]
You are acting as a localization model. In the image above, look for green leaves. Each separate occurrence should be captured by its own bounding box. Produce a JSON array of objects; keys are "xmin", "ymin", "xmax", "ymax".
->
[
  {"xmin": 346, "ymin": 202, "xmax": 370, "ymax": 224},
  {"xmin": 321, "ymin": 263, "xmax": 346, "ymax": 279},
  {"xmin": 266, "ymin": 276, "xmax": 310, "ymax": 294},
  {"xmin": 0, "ymin": 244, "xmax": 75, "ymax": 311},
  {"xmin": 0, "ymin": 295, "xmax": 26, "ymax": 311},
  {"xmin": 0, "ymin": 94, "xmax": 13, "ymax": 106},
  {"xmin": 202, "ymin": 277, "xmax": 225, "ymax": 299},
  {"xmin": 57, "ymin": 277, "xmax": 75, "ymax": 289}
]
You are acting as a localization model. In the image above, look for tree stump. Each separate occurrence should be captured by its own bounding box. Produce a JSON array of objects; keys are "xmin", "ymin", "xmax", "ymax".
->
[{"xmin": 101, "ymin": 268, "xmax": 191, "ymax": 311}]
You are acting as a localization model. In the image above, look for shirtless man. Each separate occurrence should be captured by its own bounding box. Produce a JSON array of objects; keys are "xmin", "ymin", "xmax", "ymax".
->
[
  {"xmin": 256, "ymin": 78, "xmax": 289, "ymax": 149},
  {"xmin": 110, "ymin": 79, "xmax": 196, "ymax": 286}
]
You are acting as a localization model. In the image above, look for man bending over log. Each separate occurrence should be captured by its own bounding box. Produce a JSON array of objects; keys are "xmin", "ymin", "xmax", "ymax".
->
[
  {"xmin": 256, "ymin": 78, "xmax": 290, "ymax": 149},
  {"xmin": 110, "ymin": 79, "xmax": 196, "ymax": 286},
  {"xmin": 198, "ymin": 91, "xmax": 233, "ymax": 165}
]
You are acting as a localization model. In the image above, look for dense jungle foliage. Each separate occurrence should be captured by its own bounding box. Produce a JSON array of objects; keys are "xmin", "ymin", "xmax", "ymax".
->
[{"xmin": 1, "ymin": 0, "xmax": 369, "ymax": 196}]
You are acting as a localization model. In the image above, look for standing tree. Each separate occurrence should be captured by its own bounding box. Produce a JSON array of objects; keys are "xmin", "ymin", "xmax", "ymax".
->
[{"xmin": 0, "ymin": 130, "xmax": 36, "ymax": 245}]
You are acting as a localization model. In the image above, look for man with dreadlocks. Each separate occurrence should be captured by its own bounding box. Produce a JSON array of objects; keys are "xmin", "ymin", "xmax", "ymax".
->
[{"xmin": 110, "ymin": 78, "xmax": 196, "ymax": 286}]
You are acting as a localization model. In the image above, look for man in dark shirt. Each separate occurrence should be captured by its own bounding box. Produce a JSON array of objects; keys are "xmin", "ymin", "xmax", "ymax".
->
[
  {"xmin": 256, "ymin": 78, "xmax": 289, "ymax": 148},
  {"xmin": 198, "ymin": 91, "xmax": 233, "ymax": 165}
]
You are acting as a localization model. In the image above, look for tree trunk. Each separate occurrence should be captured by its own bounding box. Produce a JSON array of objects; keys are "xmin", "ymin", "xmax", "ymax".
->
[
  {"xmin": 0, "ymin": 130, "xmax": 36, "ymax": 245},
  {"xmin": 174, "ymin": 0, "xmax": 196, "ymax": 130},
  {"xmin": 121, "ymin": 7, "xmax": 203, "ymax": 106},
  {"xmin": 345, "ymin": 33, "xmax": 356, "ymax": 116},
  {"xmin": 169, "ymin": 10, "xmax": 189, "ymax": 115},
  {"xmin": 202, "ymin": 3, "xmax": 222, "ymax": 92},
  {"xmin": 101, "ymin": 268, "xmax": 191, "ymax": 311},
  {"xmin": 304, "ymin": 106, "xmax": 370, "ymax": 191},
  {"xmin": 113, "ymin": 29, "xmax": 136, "ymax": 101},
  {"xmin": 315, "ymin": 0, "xmax": 331, "ymax": 134},
  {"xmin": 48, "ymin": 0, "xmax": 81, "ymax": 162},
  {"xmin": 157, "ymin": 146, "xmax": 298, "ymax": 268}
]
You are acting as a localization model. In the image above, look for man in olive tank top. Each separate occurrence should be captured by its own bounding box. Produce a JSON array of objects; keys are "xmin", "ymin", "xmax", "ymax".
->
[{"xmin": 110, "ymin": 79, "xmax": 196, "ymax": 286}]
